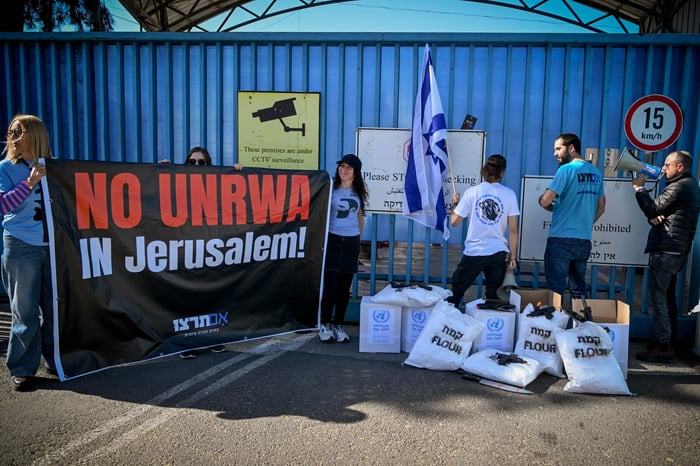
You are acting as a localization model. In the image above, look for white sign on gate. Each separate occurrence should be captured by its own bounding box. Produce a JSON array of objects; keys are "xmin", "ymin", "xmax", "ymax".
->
[
  {"xmin": 356, "ymin": 128, "xmax": 486, "ymax": 214},
  {"xmin": 519, "ymin": 176, "xmax": 656, "ymax": 267}
]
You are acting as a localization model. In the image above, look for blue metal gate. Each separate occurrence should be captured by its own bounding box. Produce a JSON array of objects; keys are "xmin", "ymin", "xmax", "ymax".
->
[{"xmin": 1, "ymin": 32, "xmax": 699, "ymax": 325}]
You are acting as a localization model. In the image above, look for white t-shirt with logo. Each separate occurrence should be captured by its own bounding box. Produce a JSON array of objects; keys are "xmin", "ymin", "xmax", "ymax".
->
[{"xmin": 453, "ymin": 181, "xmax": 520, "ymax": 256}]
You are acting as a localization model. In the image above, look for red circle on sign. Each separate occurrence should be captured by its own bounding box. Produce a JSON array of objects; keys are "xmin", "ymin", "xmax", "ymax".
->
[{"xmin": 624, "ymin": 94, "xmax": 683, "ymax": 152}]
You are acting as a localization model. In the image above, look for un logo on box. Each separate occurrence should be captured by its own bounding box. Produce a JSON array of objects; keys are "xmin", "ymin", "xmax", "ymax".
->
[
  {"xmin": 487, "ymin": 317, "xmax": 505, "ymax": 332},
  {"xmin": 373, "ymin": 309, "xmax": 390, "ymax": 324}
]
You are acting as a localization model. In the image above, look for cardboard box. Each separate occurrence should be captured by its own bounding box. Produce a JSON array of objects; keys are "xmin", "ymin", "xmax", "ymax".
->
[
  {"xmin": 401, "ymin": 305, "xmax": 434, "ymax": 353},
  {"xmin": 509, "ymin": 289, "xmax": 563, "ymax": 336},
  {"xmin": 359, "ymin": 296, "xmax": 402, "ymax": 353},
  {"xmin": 509, "ymin": 289, "xmax": 563, "ymax": 314},
  {"xmin": 464, "ymin": 298, "xmax": 516, "ymax": 353},
  {"xmin": 572, "ymin": 299, "xmax": 630, "ymax": 378}
]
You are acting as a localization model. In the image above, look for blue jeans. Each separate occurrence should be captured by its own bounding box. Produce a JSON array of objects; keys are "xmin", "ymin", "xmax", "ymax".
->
[
  {"xmin": 544, "ymin": 237, "xmax": 592, "ymax": 298},
  {"xmin": 648, "ymin": 252, "xmax": 686, "ymax": 344},
  {"xmin": 2, "ymin": 234, "xmax": 54, "ymax": 377}
]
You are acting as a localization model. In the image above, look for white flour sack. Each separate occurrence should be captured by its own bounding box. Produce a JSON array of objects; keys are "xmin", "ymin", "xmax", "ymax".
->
[
  {"xmin": 460, "ymin": 348, "xmax": 543, "ymax": 388},
  {"xmin": 554, "ymin": 322, "xmax": 634, "ymax": 396},
  {"xmin": 514, "ymin": 303, "xmax": 569, "ymax": 378},
  {"xmin": 404, "ymin": 300, "xmax": 485, "ymax": 371},
  {"xmin": 370, "ymin": 283, "xmax": 452, "ymax": 308}
]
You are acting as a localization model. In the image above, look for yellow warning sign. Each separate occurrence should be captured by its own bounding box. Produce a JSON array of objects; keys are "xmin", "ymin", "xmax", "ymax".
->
[{"xmin": 238, "ymin": 91, "xmax": 320, "ymax": 170}]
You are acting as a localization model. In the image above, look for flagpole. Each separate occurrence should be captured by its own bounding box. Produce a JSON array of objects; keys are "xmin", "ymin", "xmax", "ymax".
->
[{"xmin": 445, "ymin": 138, "xmax": 457, "ymax": 195}]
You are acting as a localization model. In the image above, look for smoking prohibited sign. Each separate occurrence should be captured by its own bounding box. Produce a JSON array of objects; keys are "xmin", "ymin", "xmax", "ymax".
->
[{"xmin": 624, "ymin": 94, "xmax": 683, "ymax": 152}]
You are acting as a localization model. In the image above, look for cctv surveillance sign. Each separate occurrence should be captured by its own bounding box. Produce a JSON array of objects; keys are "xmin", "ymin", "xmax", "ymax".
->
[{"xmin": 238, "ymin": 91, "xmax": 320, "ymax": 170}]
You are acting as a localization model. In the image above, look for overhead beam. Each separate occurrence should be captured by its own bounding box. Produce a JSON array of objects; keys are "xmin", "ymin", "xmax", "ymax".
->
[{"xmin": 117, "ymin": 0, "xmax": 658, "ymax": 33}]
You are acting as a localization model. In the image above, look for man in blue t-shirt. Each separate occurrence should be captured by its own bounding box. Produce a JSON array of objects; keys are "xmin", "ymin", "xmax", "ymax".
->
[{"xmin": 538, "ymin": 133, "xmax": 605, "ymax": 299}]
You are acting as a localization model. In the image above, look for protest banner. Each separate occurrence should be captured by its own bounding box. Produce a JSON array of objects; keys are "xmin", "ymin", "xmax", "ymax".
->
[{"xmin": 44, "ymin": 160, "xmax": 330, "ymax": 379}]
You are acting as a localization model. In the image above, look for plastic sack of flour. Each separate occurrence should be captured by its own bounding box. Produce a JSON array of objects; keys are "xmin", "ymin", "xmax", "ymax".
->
[
  {"xmin": 554, "ymin": 321, "xmax": 634, "ymax": 396},
  {"xmin": 371, "ymin": 283, "xmax": 452, "ymax": 308},
  {"xmin": 460, "ymin": 348, "xmax": 543, "ymax": 388},
  {"xmin": 404, "ymin": 300, "xmax": 484, "ymax": 371},
  {"xmin": 514, "ymin": 303, "xmax": 569, "ymax": 378}
]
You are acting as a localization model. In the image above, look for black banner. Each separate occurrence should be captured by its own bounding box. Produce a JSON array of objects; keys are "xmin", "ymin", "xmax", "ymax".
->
[{"xmin": 44, "ymin": 160, "xmax": 330, "ymax": 379}]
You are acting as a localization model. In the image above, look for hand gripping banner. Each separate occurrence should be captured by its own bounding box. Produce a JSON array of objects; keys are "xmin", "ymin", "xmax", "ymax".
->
[{"xmin": 43, "ymin": 159, "xmax": 330, "ymax": 380}]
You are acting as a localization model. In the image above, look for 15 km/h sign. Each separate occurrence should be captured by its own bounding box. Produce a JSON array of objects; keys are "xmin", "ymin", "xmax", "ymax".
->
[{"xmin": 624, "ymin": 94, "xmax": 683, "ymax": 152}]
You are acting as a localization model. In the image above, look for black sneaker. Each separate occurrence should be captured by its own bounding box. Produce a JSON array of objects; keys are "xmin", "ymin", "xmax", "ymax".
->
[
  {"xmin": 179, "ymin": 351, "xmax": 197, "ymax": 359},
  {"xmin": 11, "ymin": 376, "xmax": 33, "ymax": 392},
  {"xmin": 209, "ymin": 345, "xmax": 226, "ymax": 353}
]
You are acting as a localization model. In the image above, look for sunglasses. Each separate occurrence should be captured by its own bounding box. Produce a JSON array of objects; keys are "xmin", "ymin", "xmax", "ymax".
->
[
  {"xmin": 6, "ymin": 129, "xmax": 26, "ymax": 139},
  {"xmin": 187, "ymin": 159, "xmax": 207, "ymax": 165}
]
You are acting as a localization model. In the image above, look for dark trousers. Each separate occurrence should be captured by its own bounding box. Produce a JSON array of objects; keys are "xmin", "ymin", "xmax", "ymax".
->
[
  {"xmin": 668, "ymin": 273, "xmax": 678, "ymax": 346},
  {"xmin": 320, "ymin": 269, "xmax": 354, "ymax": 324},
  {"xmin": 447, "ymin": 251, "xmax": 507, "ymax": 306},
  {"xmin": 648, "ymin": 252, "xmax": 685, "ymax": 344}
]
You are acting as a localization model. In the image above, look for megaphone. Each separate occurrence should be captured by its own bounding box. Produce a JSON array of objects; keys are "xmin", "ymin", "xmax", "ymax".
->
[
  {"xmin": 496, "ymin": 271, "xmax": 520, "ymax": 302},
  {"xmin": 613, "ymin": 147, "xmax": 663, "ymax": 179}
]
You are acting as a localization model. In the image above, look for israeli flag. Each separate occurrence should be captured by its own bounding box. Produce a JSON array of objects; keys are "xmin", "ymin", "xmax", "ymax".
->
[{"xmin": 403, "ymin": 44, "xmax": 450, "ymax": 240}]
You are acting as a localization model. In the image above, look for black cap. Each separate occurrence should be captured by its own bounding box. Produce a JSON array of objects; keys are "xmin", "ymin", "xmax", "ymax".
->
[{"xmin": 337, "ymin": 154, "xmax": 362, "ymax": 172}]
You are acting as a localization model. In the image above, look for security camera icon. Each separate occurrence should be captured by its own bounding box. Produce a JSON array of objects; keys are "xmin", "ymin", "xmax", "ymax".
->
[{"xmin": 252, "ymin": 97, "xmax": 306, "ymax": 136}]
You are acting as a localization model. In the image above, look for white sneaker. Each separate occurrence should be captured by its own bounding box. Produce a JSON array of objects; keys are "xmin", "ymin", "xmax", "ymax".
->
[
  {"xmin": 319, "ymin": 324, "xmax": 335, "ymax": 342},
  {"xmin": 333, "ymin": 324, "xmax": 350, "ymax": 343}
]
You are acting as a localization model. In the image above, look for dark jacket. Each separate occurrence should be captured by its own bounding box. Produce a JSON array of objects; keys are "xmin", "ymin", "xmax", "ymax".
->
[{"xmin": 635, "ymin": 171, "xmax": 700, "ymax": 254}]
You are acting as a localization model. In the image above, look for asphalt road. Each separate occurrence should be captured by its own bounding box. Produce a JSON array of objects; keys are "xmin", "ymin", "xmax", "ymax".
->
[{"xmin": 1, "ymin": 326, "xmax": 699, "ymax": 466}]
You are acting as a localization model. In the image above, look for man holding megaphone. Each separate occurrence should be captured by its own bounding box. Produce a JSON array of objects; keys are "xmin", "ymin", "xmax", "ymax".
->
[{"xmin": 633, "ymin": 150, "xmax": 700, "ymax": 363}]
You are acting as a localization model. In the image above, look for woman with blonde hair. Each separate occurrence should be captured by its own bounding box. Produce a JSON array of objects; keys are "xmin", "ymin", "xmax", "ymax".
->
[{"xmin": 1, "ymin": 114, "xmax": 54, "ymax": 391}]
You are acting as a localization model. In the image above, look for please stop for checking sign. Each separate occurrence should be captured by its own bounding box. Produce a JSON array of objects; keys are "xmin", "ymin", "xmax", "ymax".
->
[{"xmin": 624, "ymin": 94, "xmax": 683, "ymax": 152}]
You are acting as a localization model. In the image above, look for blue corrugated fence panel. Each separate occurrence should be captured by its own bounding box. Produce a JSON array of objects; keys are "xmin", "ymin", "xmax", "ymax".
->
[{"xmin": 0, "ymin": 32, "xmax": 699, "ymax": 310}]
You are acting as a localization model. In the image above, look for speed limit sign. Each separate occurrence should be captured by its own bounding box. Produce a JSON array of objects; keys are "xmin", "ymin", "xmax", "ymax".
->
[{"xmin": 624, "ymin": 94, "xmax": 683, "ymax": 152}]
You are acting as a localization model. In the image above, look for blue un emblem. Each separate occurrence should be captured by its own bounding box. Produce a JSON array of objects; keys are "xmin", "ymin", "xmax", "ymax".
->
[
  {"xmin": 411, "ymin": 311, "xmax": 427, "ymax": 325},
  {"xmin": 373, "ymin": 309, "xmax": 390, "ymax": 323},
  {"xmin": 487, "ymin": 317, "xmax": 504, "ymax": 332}
]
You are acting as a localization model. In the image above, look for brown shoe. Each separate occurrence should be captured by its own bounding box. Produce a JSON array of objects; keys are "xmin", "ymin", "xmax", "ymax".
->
[
  {"xmin": 645, "ymin": 339, "xmax": 660, "ymax": 351},
  {"xmin": 636, "ymin": 341, "xmax": 674, "ymax": 363}
]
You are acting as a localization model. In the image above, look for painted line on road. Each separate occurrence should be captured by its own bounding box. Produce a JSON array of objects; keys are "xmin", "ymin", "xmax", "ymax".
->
[{"xmin": 34, "ymin": 333, "xmax": 314, "ymax": 465}]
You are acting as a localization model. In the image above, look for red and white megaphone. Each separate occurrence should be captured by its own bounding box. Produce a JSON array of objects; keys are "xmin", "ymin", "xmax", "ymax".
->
[{"xmin": 613, "ymin": 147, "xmax": 663, "ymax": 179}]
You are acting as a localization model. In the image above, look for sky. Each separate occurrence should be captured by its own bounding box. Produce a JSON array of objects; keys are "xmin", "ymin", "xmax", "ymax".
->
[{"xmin": 105, "ymin": 0, "xmax": 639, "ymax": 34}]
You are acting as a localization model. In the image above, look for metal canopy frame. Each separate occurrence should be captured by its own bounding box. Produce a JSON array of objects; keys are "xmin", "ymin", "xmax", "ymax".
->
[{"xmin": 117, "ymin": 0, "xmax": 686, "ymax": 33}]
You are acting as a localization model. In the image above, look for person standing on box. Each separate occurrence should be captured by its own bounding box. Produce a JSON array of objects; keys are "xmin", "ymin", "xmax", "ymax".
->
[
  {"xmin": 319, "ymin": 154, "xmax": 368, "ymax": 343},
  {"xmin": 632, "ymin": 150, "xmax": 700, "ymax": 362},
  {"xmin": 447, "ymin": 154, "xmax": 520, "ymax": 306},
  {"xmin": 538, "ymin": 133, "xmax": 605, "ymax": 301}
]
